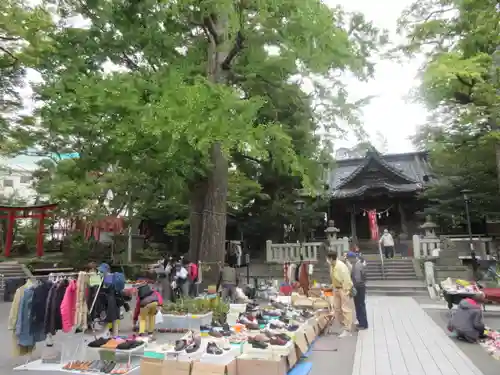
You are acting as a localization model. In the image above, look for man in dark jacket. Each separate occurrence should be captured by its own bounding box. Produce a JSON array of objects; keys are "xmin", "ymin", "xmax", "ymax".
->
[
  {"xmin": 346, "ymin": 251, "xmax": 368, "ymax": 330},
  {"xmin": 447, "ymin": 298, "xmax": 485, "ymax": 342}
]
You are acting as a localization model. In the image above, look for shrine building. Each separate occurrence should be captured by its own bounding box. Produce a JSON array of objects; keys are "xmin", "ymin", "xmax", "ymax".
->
[{"xmin": 326, "ymin": 150, "xmax": 432, "ymax": 243}]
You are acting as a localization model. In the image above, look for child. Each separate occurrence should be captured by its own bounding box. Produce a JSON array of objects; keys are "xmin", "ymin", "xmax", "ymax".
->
[{"xmin": 133, "ymin": 283, "xmax": 163, "ymax": 337}]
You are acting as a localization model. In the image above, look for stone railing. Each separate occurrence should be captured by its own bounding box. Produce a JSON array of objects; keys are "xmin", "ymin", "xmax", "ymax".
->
[
  {"xmin": 412, "ymin": 234, "xmax": 493, "ymax": 259},
  {"xmin": 265, "ymin": 237, "xmax": 349, "ymax": 263},
  {"xmin": 413, "ymin": 235, "xmax": 441, "ymax": 258}
]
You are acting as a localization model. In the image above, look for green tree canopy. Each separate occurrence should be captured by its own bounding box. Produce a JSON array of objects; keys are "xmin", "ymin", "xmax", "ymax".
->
[
  {"xmin": 400, "ymin": 0, "xmax": 499, "ymax": 225},
  {"xmin": 3, "ymin": 0, "xmax": 387, "ymax": 276}
]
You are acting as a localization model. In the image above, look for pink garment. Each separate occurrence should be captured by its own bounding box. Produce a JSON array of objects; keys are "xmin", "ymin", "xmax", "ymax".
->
[{"xmin": 60, "ymin": 280, "xmax": 77, "ymax": 332}]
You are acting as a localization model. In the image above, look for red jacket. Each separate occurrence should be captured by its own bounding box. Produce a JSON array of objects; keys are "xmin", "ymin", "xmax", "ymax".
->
[
  {"xmin": 188, "ymin": 263, "xmax": 198, "ymax": 282},
  {"xmin": 133, "ymin": 289, "xmax": 163, "ymax": 322}
]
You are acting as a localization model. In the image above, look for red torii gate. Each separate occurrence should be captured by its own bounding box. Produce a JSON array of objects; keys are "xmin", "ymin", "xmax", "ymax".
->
[{"xmin": 0, "ymin": 204, "xmax": 58, "ymax": 257}]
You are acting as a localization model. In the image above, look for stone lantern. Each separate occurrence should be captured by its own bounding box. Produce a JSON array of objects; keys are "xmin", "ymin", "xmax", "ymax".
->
[
  {"xmin": 420, "ymin": 216, "xmax": 438, "ymax": 238},
  {"xmin": 325, "ymin": 220, "xmax": 340, "ymax": 247}
]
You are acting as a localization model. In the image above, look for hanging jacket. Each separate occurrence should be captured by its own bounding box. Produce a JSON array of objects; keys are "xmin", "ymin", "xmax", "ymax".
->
[
  {"xmin": 60, "ymin": 279, "xmax": 77, "ymax": 332},
  {"xmin": 16, "ymin": 287, "xmax": 46, "ymax": 347},
  {"xmin": 44, "ymin": 284, "xmax": 57, "ymax": 335},
  {"xmin": 133, "ymin": 290, "xmax": 163, "ymax": 322},
  {"xmin": 9, "ymin": 283, "xmax": 30, "ymax": 356},
  {"xmin": 45, "ymin": 281, "xmax": 68, "ymax": 335},
  {"xmin": 31, "ymin": 281, "xmax": 52, "ymax": 334},
  {"xmin": 74, "ymin": 272, "xmax": 89, "ymax": 330}
]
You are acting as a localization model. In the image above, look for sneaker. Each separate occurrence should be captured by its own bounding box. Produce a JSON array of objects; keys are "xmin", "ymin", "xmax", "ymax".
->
[
  {"xmin": 356, "ymin": 325, "xmax": 368, "ymax": 330},
  {"xmin": 206, "ymin": 342, "xmax": 223, "ymax": 355},
  {"xmin": 338, "ymin": 330, "xmax": 352, "ymax": 338}
]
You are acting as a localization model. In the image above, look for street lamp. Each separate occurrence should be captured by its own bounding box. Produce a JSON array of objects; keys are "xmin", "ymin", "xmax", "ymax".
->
[
  {"xmin": 294, "ymin": 199, "xmax": 305, "ymax": 257},
  {"xmin": 460, "ymin": 189, "xmax": 477, "ymax": 278}
]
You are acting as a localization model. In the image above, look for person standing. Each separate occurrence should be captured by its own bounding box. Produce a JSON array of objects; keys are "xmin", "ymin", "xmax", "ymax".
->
[
  {"xmin": 379, "ymin": 228, "xmax": 395, "ymax": 259},
  {"xmin": 327, "ymin": 251, "xmax": 353, "ymax": 338},
  {"xmin": 217, "ymin": 261, "xmax": 239, "ymax": 302},
  {"xmin": 346, "ymin": 252, "xmax": 368, "ymax": 330}
]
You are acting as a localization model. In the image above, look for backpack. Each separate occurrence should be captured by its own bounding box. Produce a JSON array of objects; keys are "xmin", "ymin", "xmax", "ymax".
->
[
  {"xmin": 104, "ymin": 272, "xmax": 126, "ymax": 292},
  {"xmin": 137, "ymin": 283, "xmax": 154, "ymax": 299}
]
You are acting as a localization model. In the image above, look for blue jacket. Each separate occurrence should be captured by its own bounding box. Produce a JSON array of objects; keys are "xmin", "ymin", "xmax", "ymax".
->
[{"xmin": 16, "ymin": 287, "xmax": 46, "ymax": 347}]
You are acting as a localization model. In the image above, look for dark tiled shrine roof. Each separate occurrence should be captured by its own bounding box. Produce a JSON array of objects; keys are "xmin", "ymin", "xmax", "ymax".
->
[{"xmin": 328, "ymin": 151, "xmax": 432, "ymax": 199}]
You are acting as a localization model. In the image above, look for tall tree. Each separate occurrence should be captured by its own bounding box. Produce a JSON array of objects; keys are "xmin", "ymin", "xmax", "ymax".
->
[
  {"xmin": 398, "ymin": 0, "xmax": 500, "ymax": 189},
  {"xmin": 0, "ymin": 0, "xmax": 52, "ymax": 146},
  {"xmin": 3, "ymin": 0, "xmax": 386, "ymax": 280}
]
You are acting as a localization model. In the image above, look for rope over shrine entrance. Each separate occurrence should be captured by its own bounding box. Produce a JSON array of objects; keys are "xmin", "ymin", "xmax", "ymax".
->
[{"xmin": 0, "ymin": 204, "xmax": 58, "ymax": 257}]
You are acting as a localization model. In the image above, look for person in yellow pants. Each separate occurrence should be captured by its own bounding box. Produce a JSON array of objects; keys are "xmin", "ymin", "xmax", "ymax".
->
[
  {"xmin": 133, "ymin": 285, "xmax": 163, "ymax": 336},
  {"xmin": 327, "ymin": 250, "xmax": 354, "ymax": 338},
  {"xmin": 139, "ymin": 302, "xmax": 158, "ymax": 334}
]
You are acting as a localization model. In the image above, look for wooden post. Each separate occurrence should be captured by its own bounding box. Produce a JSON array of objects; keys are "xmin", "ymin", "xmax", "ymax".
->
[
  {"xmin": 398, "ymin": 201, "xmax": 408, "ymax": 234},
  {"xmin": 36, "ymin": 211, "xmax": 46, "ymax": 257},
  {"xmin": 4, "ymin": 210, "xmax": 15, "ymax": 257},
  {"xmin": 350, "ymin": 203, "xmax": 357, "ymax": 244}
]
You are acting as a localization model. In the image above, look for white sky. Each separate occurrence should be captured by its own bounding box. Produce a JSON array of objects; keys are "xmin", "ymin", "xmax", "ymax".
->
[
  {"xmin": 8, "ymin": 0, "xmax": 425, "ymax": 170},
  {"xmin": 324, "ymin": 0, "xmax": 427, "ymax": 153}
]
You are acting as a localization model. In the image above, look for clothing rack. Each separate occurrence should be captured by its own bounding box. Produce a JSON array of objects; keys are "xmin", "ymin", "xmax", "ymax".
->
[{"xmin": 1, "ymin": 272, "xmax": 81, "ymax": 280}]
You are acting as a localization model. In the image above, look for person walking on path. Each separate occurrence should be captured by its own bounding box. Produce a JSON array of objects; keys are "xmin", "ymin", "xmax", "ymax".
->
[
  {"xmin": 379, "ymin": 228, "xmax": 395, "ymax": 259},
  {"xmin": 346, "ymin": 251, "xmax": 368, "ymax": 330},
  {"xmin": 327, "ymin": 250, "xmax": 354, "ymax": 337}
]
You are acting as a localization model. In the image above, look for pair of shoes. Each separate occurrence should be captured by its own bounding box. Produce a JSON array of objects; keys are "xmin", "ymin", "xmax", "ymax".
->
[
  {"xmin": 88, "ymin": 337, "xmax": 110, "ymax": 348},
  {"xmin": 206, "ymin": 342, "xmax": 224, "ymax": 355},
  {"xmin": 338, "ymin": 330, "xmax": 352, "ymax": 338}
]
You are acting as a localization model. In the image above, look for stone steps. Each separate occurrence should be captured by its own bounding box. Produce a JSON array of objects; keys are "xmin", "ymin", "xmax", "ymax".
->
[{"xmin": 0, "ymin": 262, "xmax": 30, "ymax": 296}]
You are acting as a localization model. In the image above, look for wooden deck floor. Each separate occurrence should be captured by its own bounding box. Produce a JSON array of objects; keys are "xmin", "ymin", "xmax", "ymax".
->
[{"xmin": 352, "ymin": 296, "xmax": 485, "ymax": 375}]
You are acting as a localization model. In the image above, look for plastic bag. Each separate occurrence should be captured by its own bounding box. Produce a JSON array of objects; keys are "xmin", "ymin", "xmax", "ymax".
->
[{"xmin": 155, "ymin": 310, "xmax": 164, "ymax": 325}]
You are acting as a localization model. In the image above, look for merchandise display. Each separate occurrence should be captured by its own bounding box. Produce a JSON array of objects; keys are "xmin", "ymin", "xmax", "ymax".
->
[
  {"xmin": 481, "ymin": 328, "xmax": 500, "ymax": 360},
  {"xmin": 12, "ymin": 276, "xmax": 330, "ymax": 375}
]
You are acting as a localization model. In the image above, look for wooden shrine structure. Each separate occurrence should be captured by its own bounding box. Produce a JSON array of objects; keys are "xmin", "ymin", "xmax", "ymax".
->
[
  {"xmin": 0, "ymin": 204, "xmax": 58, "ymax": 257},
  {"xmin": 327, "ymin": 150, "xmax": 432, "ymax": 241}
]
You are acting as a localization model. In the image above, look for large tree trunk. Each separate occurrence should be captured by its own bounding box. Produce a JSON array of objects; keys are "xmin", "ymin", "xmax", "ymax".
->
[
  {"xmin": 189, "ymin": 144, "xmax": 228, "ymax": 284},
  {"xmin": 188, "ymin": 12, "xmax": 235, "ymax": 284}
]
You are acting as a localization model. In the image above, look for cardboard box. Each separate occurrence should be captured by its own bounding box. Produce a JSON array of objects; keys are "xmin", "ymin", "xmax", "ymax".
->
[
  {"xmin": 294, "ymin": 329, "xmax": 309, "ymax": 358},
  {"xmin": 304, "ymin": 325, "xmax": 316, "ymax": 346},
  {"xmin": 140, "ymin": 358, "xmax": 163, "ymax": 375},
  {"xmin": 162, "ymin": 359, "xmax": 193, "ymax": 375},
  {"xmin": 286, "ymin": 344, "xmax": 298, "ymax": 369},
  {"xmin": 307, "ymin": 288, "xmax": 322, "ymax": 298},
  {"xmin": 192, "ymin": 359, "xmax": 237, "ymax": 375},
  {"xmin": 237, "ymin": 355, "xmax": 288, "ymax": 375}
]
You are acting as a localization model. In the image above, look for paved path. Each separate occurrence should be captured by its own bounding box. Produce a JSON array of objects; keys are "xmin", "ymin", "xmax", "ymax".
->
[{"xmin": 352, "ymin": 296, "xmax": 485, "ymax": 375}]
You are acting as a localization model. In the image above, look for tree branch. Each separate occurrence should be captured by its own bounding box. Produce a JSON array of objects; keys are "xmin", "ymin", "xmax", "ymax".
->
[
  {"xmin": 203, "ymin": 16, "xmax": 219, "ymax": 44},
  {"xmin": 239, "ymin": 154, "xmax": 264, "ymax": 164},
  {"xmin": 455, "ymin": 74, "xmax": 474, "ymax": 88},
  {"xmin": 0, "ymin": 46, "xmax": 18, "ymax": 63},
  {"xmin": 221, "ymin": 31, "xmax": 244, "ymax": 70}
]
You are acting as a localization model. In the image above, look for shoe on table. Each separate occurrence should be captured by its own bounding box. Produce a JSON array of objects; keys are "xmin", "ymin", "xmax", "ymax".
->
[{"xmin": 338, "ymin": 330, "xmax": 352, "ymax": 338}]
